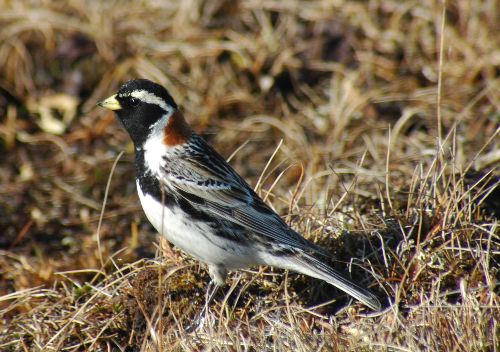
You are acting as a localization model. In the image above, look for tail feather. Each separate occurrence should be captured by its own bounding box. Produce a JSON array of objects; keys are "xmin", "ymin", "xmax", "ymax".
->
[{"xmin": 290, "ymin": 254, "xmax": 381, "ymax": 311}]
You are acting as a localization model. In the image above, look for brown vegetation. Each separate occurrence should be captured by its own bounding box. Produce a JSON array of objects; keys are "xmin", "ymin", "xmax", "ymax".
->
[{"xmin": 0, "ymin": 0, "xmax": 498, "ymax": 350}]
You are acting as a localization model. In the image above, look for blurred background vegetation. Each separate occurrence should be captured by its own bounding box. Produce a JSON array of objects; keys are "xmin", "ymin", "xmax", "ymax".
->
[{"xmin": 0, "ymin": 0, "xmax": 498, "ymax": 350}]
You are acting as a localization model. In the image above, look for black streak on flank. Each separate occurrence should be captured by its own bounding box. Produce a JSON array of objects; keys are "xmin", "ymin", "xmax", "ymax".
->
[{"xmin": 134, "ymin": 148, "xmax": 248, "ymax": 245}]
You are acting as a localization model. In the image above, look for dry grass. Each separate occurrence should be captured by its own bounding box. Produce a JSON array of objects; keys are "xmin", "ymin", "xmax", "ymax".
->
[{"xmin": 0, "ymin": 0, "xmax": 498, "ymax": 351}]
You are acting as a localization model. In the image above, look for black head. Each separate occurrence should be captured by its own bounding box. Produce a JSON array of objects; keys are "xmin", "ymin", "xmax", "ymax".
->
[{"xmin": 98, "ymin": 79, "xmax": 178, "ymax": 146}]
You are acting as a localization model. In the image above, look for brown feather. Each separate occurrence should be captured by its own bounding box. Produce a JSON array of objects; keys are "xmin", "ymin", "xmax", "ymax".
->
[{"xmin": 163, "ymin": 111, "xmax": 192, "ymax": 146}]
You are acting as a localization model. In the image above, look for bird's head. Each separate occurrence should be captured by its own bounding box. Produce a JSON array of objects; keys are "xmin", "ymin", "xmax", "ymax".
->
[{"xmin": 98, "ymin": 79, "xmax": 180, "ymax": 146}]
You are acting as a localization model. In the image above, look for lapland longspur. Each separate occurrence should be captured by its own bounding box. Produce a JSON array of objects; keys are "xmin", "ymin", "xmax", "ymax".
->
[{"xmin": 98, "ymin": 79, "xmax": 381, "ymax": 310}]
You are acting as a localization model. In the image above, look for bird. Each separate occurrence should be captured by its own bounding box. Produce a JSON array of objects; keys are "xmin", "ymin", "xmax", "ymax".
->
[{"xmin": 98, "ymin": 79, "xmax": 381, "ymax": 311}]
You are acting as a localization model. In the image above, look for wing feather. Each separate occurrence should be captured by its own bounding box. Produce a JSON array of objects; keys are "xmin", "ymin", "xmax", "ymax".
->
[{"xmin": 160, "ymin": 135, "xmax": 316, "ymax": 251}]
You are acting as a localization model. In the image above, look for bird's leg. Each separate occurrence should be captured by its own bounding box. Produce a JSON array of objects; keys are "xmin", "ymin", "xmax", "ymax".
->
[
  {"xmin": 187, "ymin": 265, "xmax": 226, "ymax": 332},
  {"xmin": 202, "ymin": 280, "xmax": 219, "ymax": 322},
  {"xmin": 188, "ymin": 279, "xmax": 220, "ymax": 332},
  {"xmin": 158, "ymin": 237, "xmax": 182, "ymax": 264}
]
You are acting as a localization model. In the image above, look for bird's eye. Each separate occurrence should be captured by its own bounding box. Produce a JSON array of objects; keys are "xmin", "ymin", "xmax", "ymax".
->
[{"xmin": 130, "ymin": 98, "xmax": 139, "ymax": 107}]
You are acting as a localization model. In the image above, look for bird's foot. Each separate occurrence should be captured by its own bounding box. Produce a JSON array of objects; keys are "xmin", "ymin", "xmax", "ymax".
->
[
  {"xmin": 158, "ymin": 237, "xmax": 183, "ymax": 264},
  {"xmin": 186, "ymin": 280, "xmax": 220, "ymax": 333}
]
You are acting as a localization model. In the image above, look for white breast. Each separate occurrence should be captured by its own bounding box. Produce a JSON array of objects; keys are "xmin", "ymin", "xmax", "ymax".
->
[
  {"xmin": 136, "ymin": 181, "xmax": 259, "ymax": 269},
  {"xmin": 143, "ymin": 133, "xmax": 167, "ymax": 177}
]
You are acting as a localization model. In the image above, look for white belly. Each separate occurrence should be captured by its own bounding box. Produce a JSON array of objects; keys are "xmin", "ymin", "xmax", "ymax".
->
[{"xmin": 136, "ymin": 181, "xmax": 258, "ymax": 269}]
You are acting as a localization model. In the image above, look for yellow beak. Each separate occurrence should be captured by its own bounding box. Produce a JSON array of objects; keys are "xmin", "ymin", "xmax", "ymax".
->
[{"xmin": 97, "ymin": 94, "xmax": 122, "ymax": 110}]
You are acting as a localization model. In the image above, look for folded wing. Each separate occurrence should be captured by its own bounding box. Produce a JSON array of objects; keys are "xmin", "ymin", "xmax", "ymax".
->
[{"xmin": 160, "ymin": 135, "xmax": 318, "ymax": 252}]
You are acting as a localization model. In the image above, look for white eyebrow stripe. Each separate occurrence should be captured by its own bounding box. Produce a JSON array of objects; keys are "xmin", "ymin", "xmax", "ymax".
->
[{"xmin": 130, "ymin": 90, "xmax": 170, "ymax": 111}]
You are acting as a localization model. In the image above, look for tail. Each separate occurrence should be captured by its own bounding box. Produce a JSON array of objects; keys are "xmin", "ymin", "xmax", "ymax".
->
[{"xmin": 277, "ymin": 252, "xmax": 381, "ymax": 311}]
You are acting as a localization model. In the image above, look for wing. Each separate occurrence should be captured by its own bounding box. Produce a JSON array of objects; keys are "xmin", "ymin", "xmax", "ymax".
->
[{"xmin": 160, "ymin": 134, "xmax": 319, "ymax": 252}]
